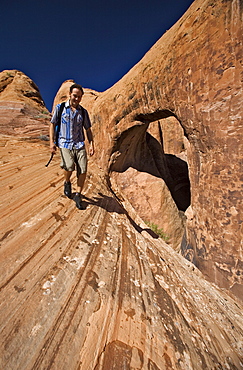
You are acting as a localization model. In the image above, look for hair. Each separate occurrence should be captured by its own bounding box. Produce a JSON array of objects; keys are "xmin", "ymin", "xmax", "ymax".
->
[{"xmin": 70, "ymin": 83, "xmax": 84, "ymax": 95}]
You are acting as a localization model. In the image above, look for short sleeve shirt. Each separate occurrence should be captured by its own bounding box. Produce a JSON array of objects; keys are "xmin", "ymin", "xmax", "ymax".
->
[{"xmin": 51, "ymin": 101, "xmax": 91, "ymax": 149}]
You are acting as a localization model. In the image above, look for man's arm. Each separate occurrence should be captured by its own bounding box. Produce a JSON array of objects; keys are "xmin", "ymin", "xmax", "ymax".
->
[
  {"xmin": 49, "ymin": 104, "xmax": 59, "ymax": 154},
  {"xmin": 49, "ymin": 122, "xmax": 57, "ymax": 154},
  {"xmin": 86, "ymin": 128, "xmax": 94, "ymax": 156}
]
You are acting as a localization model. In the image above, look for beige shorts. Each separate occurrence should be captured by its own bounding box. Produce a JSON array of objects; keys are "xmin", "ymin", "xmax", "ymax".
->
[{"xmin": 60, "ymin": 147, "xmax": 87, "ymax": 177}]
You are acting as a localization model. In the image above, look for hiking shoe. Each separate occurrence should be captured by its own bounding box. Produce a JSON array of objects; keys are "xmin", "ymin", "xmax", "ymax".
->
[
  {"xmin": 74, "ymin": 193, "xmax": 84, "ymax": 210},
  {"xmin": 64, "ymin": 181, "xmax": 72, "ymax": 198}
]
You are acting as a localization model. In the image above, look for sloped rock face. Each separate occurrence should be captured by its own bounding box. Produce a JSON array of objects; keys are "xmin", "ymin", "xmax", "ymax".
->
[
  {"xmin": 53, "ymin": 85, "xmax": 189, "ymax": 251},
  {"xmin": 0, "ymin": 70, "xmax": 50, "ymax": 137},
  {"xmin": 71, "ymin": 0, "xmax": 241, "ymax": 300},
  {"xmin": 110, "ymin": 167, "xmax": 185, "ymax": 251},
  {"xmin": 1, "ymin": 0, "xmax": 243, "ymax": 368},
  {"xmin": 52, "ymin": 0, "xmax": 243, "ymax": 299},
  {"xmin": 0, "ymin": 136, "xmax": 243, "ymax": 369}
]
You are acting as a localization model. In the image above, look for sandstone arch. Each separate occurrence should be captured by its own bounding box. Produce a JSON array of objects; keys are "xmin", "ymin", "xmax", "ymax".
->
[
  {"xmin": 50, "ymin": 0, "xmax": 242, "ymax": 299},
  {"xmin": 87, "ymin": 0, "xmax": 243, "ymax": 299},
  {"xmin": 108, "ymin": 110, "xmax": 191, "ymax": 250},
  {"xmin": 1, "ymin": 0, "xmax": 241, "ymax": 368}
]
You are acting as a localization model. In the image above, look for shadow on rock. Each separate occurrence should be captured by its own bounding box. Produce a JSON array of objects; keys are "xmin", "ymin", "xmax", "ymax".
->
[{"xmin": 82, "ymin": 193, "xmax": 159, "ymax": 239}]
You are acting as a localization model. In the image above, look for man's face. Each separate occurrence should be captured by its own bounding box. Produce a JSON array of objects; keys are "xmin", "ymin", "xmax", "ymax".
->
[{"xmin": 70, "ymin": 88, "xmax": 83, "ymax": 108}]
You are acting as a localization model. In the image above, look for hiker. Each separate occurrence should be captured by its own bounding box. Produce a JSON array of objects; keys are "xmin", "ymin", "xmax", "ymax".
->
[{"xmin": 49, "ymin": 83, "xmax": 94, "ymax": 210}]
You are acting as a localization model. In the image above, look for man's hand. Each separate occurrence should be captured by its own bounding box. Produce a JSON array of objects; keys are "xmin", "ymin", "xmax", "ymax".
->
[
  {"xmin": 86, "ymin": 128, "xmax": 94, "ymax": 156},
  {"xmin": 89, "ymin": 141, "xmax": 94, "ymax": 156},
  {"xmin": 49, "ymin": 123, "xmax": 57, "ymax": 154},
  {"xmin": 50, "ymin": 142, "xmax": 57, "ymax": 154}
]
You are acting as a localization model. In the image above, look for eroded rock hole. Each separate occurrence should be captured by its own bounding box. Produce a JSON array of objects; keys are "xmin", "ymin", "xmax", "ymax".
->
[
  {"xmin": 109, "ymin": 110, "xmax": 191, "ymax": 249},
  {"xmin": 146, "ymin": 118, "xmax": 191, "ymax": 212}
]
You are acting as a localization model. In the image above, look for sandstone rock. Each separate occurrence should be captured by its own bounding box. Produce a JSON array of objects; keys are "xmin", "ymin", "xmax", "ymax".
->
[
  {"xmin": 110, "ymin": 167, "xmax": 185, "ymax": 251},
  {"xmin": 0, "ymin": 0, "xmax": 243, "ymax": 367},
  {"xmin": 0, "ymin": 70, "xmax": 50, "ymax": 137},
  {"xmin": 0, "ymin": 69, "xmax": 45, "ymax": 107},
  {"xmin": 148, "ymin": 117, "xmax": 186, "ymax": 156},
  {"xmin": 0, "ymin": 136, "xmax": 243, "ymax": 369},
  {"xmin": 65, "ymin": 0, "xmax": 242, "ymax": 301}
]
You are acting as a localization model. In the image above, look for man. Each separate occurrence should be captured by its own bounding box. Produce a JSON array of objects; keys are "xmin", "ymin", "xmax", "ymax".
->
[{"xmin": 49, "ymin": 83, "xmax": 94, "ymax": 210}]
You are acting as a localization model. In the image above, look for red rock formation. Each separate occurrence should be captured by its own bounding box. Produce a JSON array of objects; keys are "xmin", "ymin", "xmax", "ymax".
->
[
  {"xmin": 87, "ymin": 0, "xmax": 242, "ymax": 300},
  {"xmin": 0, "ymin": 136, "xmax": 243, "ymax": 369},
  {"xmin": 52, "ymin": 0, "xmax": 243, "ymax": 300},
  {"xmin": 1, "ymin": 0, "xmax": 243, "ymax": 368},
  {"xmin": 0, "ymin": 70, "xmax": 50, "ymax": 137}
]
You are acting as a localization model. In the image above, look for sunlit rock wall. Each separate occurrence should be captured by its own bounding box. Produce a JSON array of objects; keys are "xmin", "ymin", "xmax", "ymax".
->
[
  {"xmin": 0, "ymin": 70, "xmax": 50, "ymax": 137},
  {"xmin": 53, "ymin": 0, "xmax": 243, "ymax": 300}
]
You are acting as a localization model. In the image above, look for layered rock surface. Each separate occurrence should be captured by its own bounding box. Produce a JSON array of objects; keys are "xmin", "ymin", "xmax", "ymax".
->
[
  {"xmin": 0, "ymin": 0, "xmax": 243, "ymax": 368},
  {"xmin": 52, "ymin": 0, "xmax": 243, "ymax": 300},
  {"xmin": 0, "ymin": 136, "xmax": 242, "ymax": 369},
  {"xmin": 0, "ymin": 70, "xmax": 50, "ymax": 137}
]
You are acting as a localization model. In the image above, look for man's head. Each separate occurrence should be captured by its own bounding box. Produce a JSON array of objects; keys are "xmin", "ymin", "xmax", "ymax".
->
[{"xmin": 69, "ymin": 83, "xmax": 84, "ymax": 108}]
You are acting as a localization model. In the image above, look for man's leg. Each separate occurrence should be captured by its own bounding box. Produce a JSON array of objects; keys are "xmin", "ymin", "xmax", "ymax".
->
[
  {"xmin": 77, "ymin": 172, "xmax": 86, "ymax": 194},
  {"xmin": 73, "ymin": 148, "xmax": 87, "ymax": 210},
  {"xmin": 63, "ymin": 170, "xmax": 73, "ymax": 198},
  {"xmin": 64, "ymin": 170, "xmax": 72, "ymax": 182},
  {"xmin": 73, "ymin": 173, "xmax": 86, "ymax": 210},
  {"xmin": 60, "ymin": 148, "xmax": 75, "ymax": 198}
]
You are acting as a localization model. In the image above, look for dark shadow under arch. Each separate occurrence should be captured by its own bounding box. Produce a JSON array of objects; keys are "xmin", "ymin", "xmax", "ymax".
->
[
  {"xmin": 109, "ymin": 109, "xmax": 191, "ymax": 212},
  {"xmin": 134, "ymin": 109, "xmax": 178, "ymax": 123}
]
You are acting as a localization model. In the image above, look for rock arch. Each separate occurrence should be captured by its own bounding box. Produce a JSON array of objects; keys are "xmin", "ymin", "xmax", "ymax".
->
[
  {"xmin": 108, "ymin": 109, "xmax": 191, "ymax": 250},
  {"xmin": 50, "ymin": 0, "xmax": 243, "ymax": 299},
  {"xmin": 89, "ymin": 0, "xmax": 243, "ymax": 299}
]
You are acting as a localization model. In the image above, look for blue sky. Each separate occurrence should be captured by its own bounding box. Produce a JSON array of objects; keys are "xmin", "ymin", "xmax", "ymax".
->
[{"xmin": 1, "ymin": 0, "xmax": 194, "ymax": 111}]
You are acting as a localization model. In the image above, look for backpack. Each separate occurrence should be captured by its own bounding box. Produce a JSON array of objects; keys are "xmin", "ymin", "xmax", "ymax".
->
[
  {"xmin": 54, "ymin": 102, "xmax": 86, "ymax": 146},
  {"xmin": 54, "ymin": 102, "xmax": 65, "ymax": 146}
]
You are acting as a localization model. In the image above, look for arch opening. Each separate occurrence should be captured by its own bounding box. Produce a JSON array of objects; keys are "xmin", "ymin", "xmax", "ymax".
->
[
  {"xmin": 108, "ymin": 109, "xmax": 191, "ymax": 249},
  {"xmin": 110, "ymin": 110, "xmax": 191, "ymax": 212}
]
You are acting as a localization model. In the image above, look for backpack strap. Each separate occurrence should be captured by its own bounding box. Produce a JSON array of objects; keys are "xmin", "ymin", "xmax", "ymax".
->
[
  {"xmin": 80, "ymin": 105, "xmax": 86, "ymax": 120},
  {"xmin": 54, "ymin": 102, "xmax": 65, "ymax": 146}
]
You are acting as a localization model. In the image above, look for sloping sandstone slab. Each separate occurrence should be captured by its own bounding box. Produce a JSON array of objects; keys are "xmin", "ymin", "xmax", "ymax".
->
[
  {"xmin": 52, "ymin": 0, "xmax": 242, "ymax": 300},
  {"xmin": 74, "ymin": 0, "xmax": 242, "ymax": 300},
  {"xmin": 0, "ymin": 70, "xmax": 50, "ymax": 138},
  {"xmin": 0, "ymin": 0, "xmax": 243, "ymax": 368},
  {"xmin": 0, "ymin": 136, "xmax": 242, "ymax": 369}
]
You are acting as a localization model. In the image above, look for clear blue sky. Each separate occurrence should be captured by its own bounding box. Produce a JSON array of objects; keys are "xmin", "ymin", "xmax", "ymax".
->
[{"xmin": 1, "ymin": 0, "xmax": 194, "ymax": 111}]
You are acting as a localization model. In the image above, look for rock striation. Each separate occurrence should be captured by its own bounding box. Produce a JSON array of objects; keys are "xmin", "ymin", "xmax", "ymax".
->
[
  {"xmin": 0, "ymin": 70, "xmax": 50, "ymax": 138},
  {"xmin": 52, "ymin": 0, "xmax": 243, "ymax": 300},
  {"xmin": 0, "ymin": 0, "xmax": 243, "ymax": 368},
  {"xmin": 0, "ymin": 136, "xmax": 243, "ymax": 369}
]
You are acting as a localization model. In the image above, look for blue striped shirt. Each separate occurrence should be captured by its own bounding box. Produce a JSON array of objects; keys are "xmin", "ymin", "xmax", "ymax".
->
[{"xmin": 51, "ymin": 101, "xmax": 91, "ymax": 149}]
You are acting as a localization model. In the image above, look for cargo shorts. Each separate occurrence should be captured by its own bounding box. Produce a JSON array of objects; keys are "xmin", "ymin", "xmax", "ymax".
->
[{"xmin": 60, "ymin": 147, "xmax": 87, "ymax": 177}]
